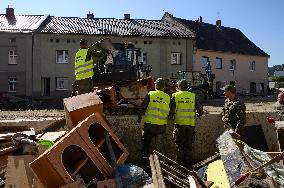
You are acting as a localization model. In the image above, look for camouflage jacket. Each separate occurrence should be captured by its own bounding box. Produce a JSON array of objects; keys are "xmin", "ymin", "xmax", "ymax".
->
[{"xmin": 222, "ymin": 97, "xmax": 246, "ymax": 130}]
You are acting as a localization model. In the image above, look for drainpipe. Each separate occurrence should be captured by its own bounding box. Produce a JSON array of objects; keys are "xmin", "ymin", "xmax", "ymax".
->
[
  {"xmin": 185, "ymin": 39, "xmax": 188, "ymax": 71},
  {"xmin": 31, "ymin": 33, "xmax": 34, "ymax": 104}
]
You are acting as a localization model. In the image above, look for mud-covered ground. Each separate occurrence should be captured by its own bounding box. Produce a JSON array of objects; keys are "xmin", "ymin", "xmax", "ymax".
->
[{"xmin": 0, "ymin": 95, "xmax": 277, "ymax": 120}]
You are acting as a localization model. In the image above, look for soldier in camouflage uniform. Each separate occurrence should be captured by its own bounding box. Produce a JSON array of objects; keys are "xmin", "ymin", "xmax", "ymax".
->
[
  {"xmin": 221, "ymin": 85, "xmax": 246, "ymax": 136},
  {"xmin": 170, "ymin": 79, "xmax": 204, "ymax": 167}
]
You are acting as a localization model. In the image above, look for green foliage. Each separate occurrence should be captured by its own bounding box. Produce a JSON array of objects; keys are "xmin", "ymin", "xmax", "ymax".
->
[{"xmin": 272, "ymin": 77, "xmax": 284, "ymax": 82}]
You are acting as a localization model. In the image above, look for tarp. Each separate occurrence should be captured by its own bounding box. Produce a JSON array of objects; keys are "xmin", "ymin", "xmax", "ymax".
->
[{"xmin": 243, "ymin": 144, "xmax": 284, "ymax": 187}]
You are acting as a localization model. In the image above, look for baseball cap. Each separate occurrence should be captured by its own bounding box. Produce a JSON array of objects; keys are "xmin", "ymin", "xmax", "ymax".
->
[
  {"xmin": 221, "ymin": 85, "xmax": 236, "ymax": 93},
  {"xmin": 279, "ymin": 88, "xmax": 284, "ymax": 92}
]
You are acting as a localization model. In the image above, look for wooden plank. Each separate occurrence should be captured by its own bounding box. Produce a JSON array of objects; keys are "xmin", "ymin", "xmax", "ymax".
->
[
  {"xmin": 192, "ymin": 153, "xmax": 221, "ymax": 170},
  {"xmin": 70, "ymin": 157, "xmax": 89, "ymax": 177},
  {"xmin": 4, "ymin": 155, "xmax": 35, "ymax": 188},
  {"xmin": 153, "ymin": 154, "xmax": 166, "ymax": 188},
  {"xmin": 149, "ymin": 154, "xmax": 158, "ymax": 187}
]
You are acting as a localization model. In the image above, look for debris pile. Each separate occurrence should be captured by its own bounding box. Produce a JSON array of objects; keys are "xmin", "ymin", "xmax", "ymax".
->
[{"xmin": 0, "ymin": 91, "xmax": 284, "ymax": 187}]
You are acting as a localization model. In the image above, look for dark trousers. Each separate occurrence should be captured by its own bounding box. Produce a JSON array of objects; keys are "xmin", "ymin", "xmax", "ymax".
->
[
  {"xmin": 173, "ymin": 125, "xmax": 195, "ymax": 168},
  {"xmin": 141, "ymin": 123, "xmax": 166, "ymax": 161},
  {"xmin": 72, "ymin": 77, "xmax": 93, "ymax": 95}
]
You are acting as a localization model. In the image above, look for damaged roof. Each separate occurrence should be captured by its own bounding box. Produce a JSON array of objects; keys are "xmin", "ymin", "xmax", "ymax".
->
[
  {"xmin": 0, "ymin": 14, "xmax": 48, "ymax": 33},
  {"xmin": 176, "ymin": 18, "xmax": 269, "ymax": 57},
  {"xmin": 38, "ymin": 16, "xmax": 195, "ymax": 38}
]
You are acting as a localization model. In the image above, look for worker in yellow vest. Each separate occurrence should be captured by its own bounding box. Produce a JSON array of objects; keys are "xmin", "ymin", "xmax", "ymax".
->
[
  {"xmin": 170, "ymin": 79, "xmax": 204, "ymax": 168},
  {"xmin": 73, "ymin": 38, "xmax": 97, "ymax": 95},
  {"xmin": 138, "ymin": 78, "xmax": 171, "ymax": 167}
]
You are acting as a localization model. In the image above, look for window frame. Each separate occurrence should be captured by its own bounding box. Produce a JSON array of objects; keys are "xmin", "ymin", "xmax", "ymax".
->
[
  {"xmin": 249, "ymin": 61, "xmax": 256, "ymax": 71},
  {"xmin": 171, "ymin": 52, "xmax": 182, "ymax": 65},
  {"xmin": 8, "ymin": 50, "xmax": 17, "ymax": 65},
  {"xmin": 8, "ymin": 77, "xmax": 17, "ymax": 92},
  {"xmin": 201, "ymin": 56, "xmax": 209, "ymax": 68},
  {"xmin": 56, "ymin": 50, "xmax": 69, "ymax": 64},
  {"xmin": 215, "ymin": 57, "xmax": 222, "ymax": 69},
  {"xmin": 55, "ymin": 77, "xmax": 69, "ymax": 90},
  {"xmin": 140, "ymin": 52, "xmax": 147, "ymax": 65}
]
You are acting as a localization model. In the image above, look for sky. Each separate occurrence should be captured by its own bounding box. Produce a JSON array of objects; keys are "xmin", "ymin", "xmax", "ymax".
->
[{"xmin": 1, "ymin": 0, "xmax": 283, "ymax": 67}]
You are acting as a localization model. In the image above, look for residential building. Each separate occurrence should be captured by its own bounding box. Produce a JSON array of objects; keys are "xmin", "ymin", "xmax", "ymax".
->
[
  {"xmin": 33, "ymin": 14, "xmax": 195, "ymax": 98},
  {"xmin": 274, "ymin": 71, "xmax": 284, "ymax": 77},
  {"xmin": 163, "ymin": 13, "xmax": 270, "ymax": 95},
  {"xmin": 0, "ymin": 7, "xmax": 48, "ymax": 97}
]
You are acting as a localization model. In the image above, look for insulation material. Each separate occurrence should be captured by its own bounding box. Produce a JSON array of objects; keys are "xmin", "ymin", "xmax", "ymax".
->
[
  {"xmin": 206, "ymin": 159, "xmax": 230, "ymax": 188},
  {"xmin": 243, "ymin": 144, "xmax": 284, "ymax": 187}
]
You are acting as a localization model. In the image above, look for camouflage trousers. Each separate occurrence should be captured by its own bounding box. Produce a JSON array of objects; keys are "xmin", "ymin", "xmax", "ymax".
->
[
  {"xmin": 72, "ymin": 78, "xmax": 93, "ymax": 96},
  {"xmin": 173, "ymin": 125, "xmax": 195, "ymax": 168},
  {"xmin": 141, "ymin": 123, "xmax": 166, "ymax": 162}
]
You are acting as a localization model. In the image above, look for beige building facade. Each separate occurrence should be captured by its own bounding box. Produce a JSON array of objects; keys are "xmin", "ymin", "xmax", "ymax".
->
[
  {"xmin": 32, "ymin": 34, "xmax": 194, "ymax": 98},
  {"xmin": 194, "ymin": 50, "xmax": 268, "ymax": 95},
  {"xmin": 32, "ymin": 15, "xmax": 195, "ymax": 98},
  {"xmin": 163, "ymin": 12, "xmax": 270, "ymax": 95}
]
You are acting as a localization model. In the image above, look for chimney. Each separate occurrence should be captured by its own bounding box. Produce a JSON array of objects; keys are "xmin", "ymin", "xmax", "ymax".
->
[
  {"xmin": 87, "ymin": 11, "xmax": 94, "ymax": 19},
  {"xmin": 199, "ymin": 16, "xmax": 202, "ymax": 23},
  {"xmin": 124, "ymin": 14, "xmax": 130, "ymax": 20},
  {"xmin": 216, "ymin": 19, "xmax": 221, "ymax": 27},
  {"xmin": 6, "ymin": 5, "xmax": 14, "ymax": 18}
]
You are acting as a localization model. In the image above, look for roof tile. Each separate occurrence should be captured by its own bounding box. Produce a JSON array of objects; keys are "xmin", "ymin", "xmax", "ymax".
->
[
  {"xmin": 177, "ymin": 18, "xmax": 269, "ymax": 57},
  {"xmin": 39, "ymin": 17, "xmax": 194, "ymax": 38}
]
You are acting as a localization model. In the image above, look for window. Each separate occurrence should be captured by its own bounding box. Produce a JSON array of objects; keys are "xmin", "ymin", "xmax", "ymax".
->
[
  {"xmin": 215, "ymin": 57, "xmax": 222, "ymax": 69},
  {"xmin": 9, "ymin": 50, "xmax": 17, "ymax": 65},
  {"xmin": 56, "ymin": 77, "xmax": 68, "ymax": 90},
  {"xmin": 9, "ymin": 38, "xmax": 16, "ymax": 43},
  {"xmin": 8, "ymin": 78, "xmax": 17, "ymax": 92},
  {"xmin": 56, "ymin": 50, "xmax": 68, "ymax": 64},
  {"xmin": 229, "ymin": 59, "xmax": 236, "ymax": 70},
  {"xmin": 139, "ymin": 52, "xmax": 147, "ymax": 64},
  {"xmin": 249, "ymin": 61, "xmax": 256, "ymax": 71},
  {"xmin": 201, "ymin": 56, "xmax": 209, "ymax": 68},
  {"xmin": 171, "ymin": 52, "xmax": 181, "ymax": 65}
]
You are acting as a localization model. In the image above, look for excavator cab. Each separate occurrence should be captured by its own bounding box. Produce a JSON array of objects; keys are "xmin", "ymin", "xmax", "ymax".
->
[{"xmin": 93, "ymin": 42, "xmax": 151, "ymax": 84}]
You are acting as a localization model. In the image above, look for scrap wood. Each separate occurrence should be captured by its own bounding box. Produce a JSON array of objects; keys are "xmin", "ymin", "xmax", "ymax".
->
[
  {"xmin": 149, "ymin": 153, "xmax": 166, "ymax": 188},
  {"xmin": 151, "ymin": 150, "xmax": 207, "ymax": 188},
  {"xmin": 59, "ymin": 180, "xmax": 86, "ymax": 188},
  {"xmin": 192, "ymin": 153, "xmax": 221, "ymax": 170},
  {"xmin": 4, "ymin": 155, "xmax": 35, "ymax": 188},
  {"xmin": 239, "ymin": 145, "xmax": 284, "ymax": 187}
]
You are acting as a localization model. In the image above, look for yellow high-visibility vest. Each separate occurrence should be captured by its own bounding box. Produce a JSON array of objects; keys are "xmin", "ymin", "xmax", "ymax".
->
[
  {"xmin": 144, "ymin": 90, "xmax": 170, "ymax": 125},
  {"xmin": 74, "ymin": 49, "xmax": 94, "ymax": 80},
  {"xmin": 173, "ymin": 91, "xmax": 196, "ymax": 126}
]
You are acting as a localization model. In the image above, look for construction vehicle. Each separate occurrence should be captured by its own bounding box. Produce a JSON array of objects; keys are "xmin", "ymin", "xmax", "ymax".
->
[
  {"xmin": 175, "ymin": 62, "xmax": 215, "ymax": 102},
  {"xmin": 81, "ymin": 39, "xmax": 153, "ymax": 110}
]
